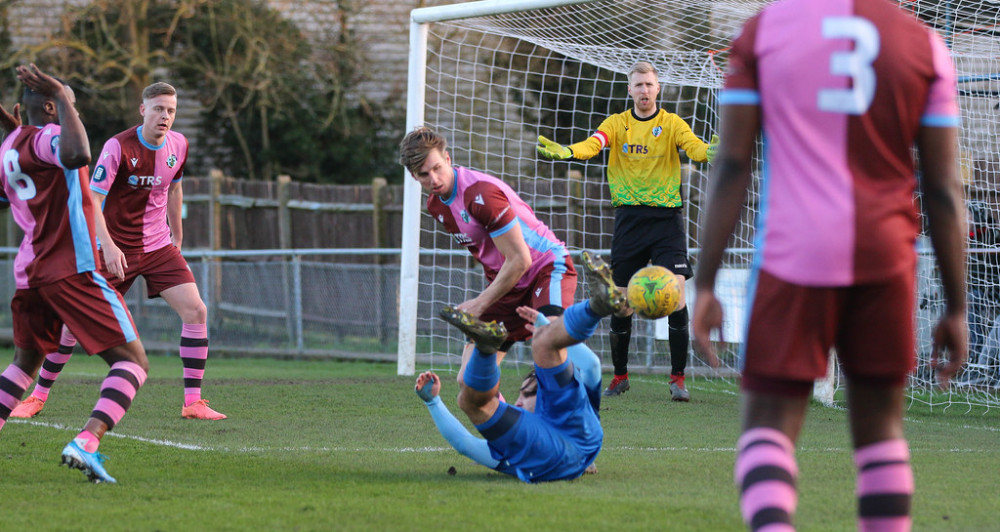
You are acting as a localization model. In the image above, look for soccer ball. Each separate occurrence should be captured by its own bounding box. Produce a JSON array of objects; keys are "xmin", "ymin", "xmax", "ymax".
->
[{"xmin": 626, "ymin": 266, "xmax": 681, "ymax": 319}]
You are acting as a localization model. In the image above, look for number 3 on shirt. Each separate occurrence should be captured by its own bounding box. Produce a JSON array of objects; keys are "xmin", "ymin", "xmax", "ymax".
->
[
  {"xmin": 818, "ymin": 16, "xmax": 880, "ymax": 115},
  {"xmin": 3, "ymin": 148, "xmax": 37, "ymax": 201}
]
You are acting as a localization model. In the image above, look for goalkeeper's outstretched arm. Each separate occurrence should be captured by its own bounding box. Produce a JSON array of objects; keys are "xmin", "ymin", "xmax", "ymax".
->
[{"xmin": 536, "ymin": 135, "xmax": 604, "ymax": 161}]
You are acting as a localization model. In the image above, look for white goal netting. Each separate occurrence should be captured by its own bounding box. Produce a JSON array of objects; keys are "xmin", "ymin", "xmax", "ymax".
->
[{"xmin": 400, "ymin": 0, "xmax": 1000, "ymax": 412}]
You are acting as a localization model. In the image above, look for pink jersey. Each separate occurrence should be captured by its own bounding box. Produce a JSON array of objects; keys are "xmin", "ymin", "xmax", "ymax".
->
[
  {"xmin": 721, "ymin": 0, "xmax": 959, "ymax": 286},
  {"xmin": 427, "ymin": 166, "xmax": 569, "ymax": 290},
  {"xmin": 0, "ymin": 124, "xmax": 99, "ymax": 288},
  {"xmin": 90, "ymin": 125, "xmax": 188, "ymax": 253}
]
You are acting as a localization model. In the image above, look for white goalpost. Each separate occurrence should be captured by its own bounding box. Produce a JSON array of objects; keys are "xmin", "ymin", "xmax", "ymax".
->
[{"xmin": 397, "ymin": 0, "xmax": 1000, "ymax": 413}]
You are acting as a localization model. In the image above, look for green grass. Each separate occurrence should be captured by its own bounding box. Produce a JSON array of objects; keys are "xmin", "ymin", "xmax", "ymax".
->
[{"xmin": 0, "ymin": 352, "xmax": 997, "ymax": 531}]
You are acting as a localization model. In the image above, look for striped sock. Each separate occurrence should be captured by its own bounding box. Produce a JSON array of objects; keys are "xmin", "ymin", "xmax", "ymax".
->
[
  {"xmin": 735, "ymin": 427, "xmax": 798, "ymax": 532},
  {"xmin": 87, "ymin": 361, "xmax": 147, "ymax": 445},
  {"xmin": 31, "ymin": 343, "xmax": 76, "ymax": 402},
  {"xmin": 855, "ymin": 439, "xmax": 913, "ymax": 532},
  {"xmin": 180, "ymin": 323, "xmax": 209, "ymax": 407},
  {"xmin": 0, "ymin": 365, "xmax": 33, "ymax": 431}
]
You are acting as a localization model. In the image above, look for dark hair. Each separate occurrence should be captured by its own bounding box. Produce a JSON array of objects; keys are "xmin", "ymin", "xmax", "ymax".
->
[
  {"xmin": 519, "ymin": 370, "xmax": 537, "ymax": 397},
  {"xmin": 398, "ymin": 126, "xmax": 447, "ymax": 175}
]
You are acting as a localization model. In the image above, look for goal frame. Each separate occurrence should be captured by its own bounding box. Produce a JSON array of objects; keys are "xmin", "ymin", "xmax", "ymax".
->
[{"xmin": 397, "ymin": 0, "xmax": 598, "ymax": 375}]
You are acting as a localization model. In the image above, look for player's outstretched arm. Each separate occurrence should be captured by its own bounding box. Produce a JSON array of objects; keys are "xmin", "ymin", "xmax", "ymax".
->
[
  {"xmin": 536, "ymin": 136, "xmax": 573, "ymax": 160},
  {"xmin": 415, "ymin": 371, "xmax": 499, "ymax": 469},
  {"xmin": 917, "ymin": 124, "xmax": 968, "ymax": 388}
]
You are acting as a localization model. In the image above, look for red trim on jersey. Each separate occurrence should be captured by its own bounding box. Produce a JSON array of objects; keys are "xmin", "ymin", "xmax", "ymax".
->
[{"xmin": 592, "ymin": 131, "xmax": 609, "ymax": 148}]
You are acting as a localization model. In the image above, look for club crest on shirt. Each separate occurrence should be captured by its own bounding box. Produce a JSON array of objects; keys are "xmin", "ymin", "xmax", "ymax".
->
[
  {"xmin": 460, "ymin": 210, "xmax": 470, "ymax": 224},
  {"xmin": 167, "ymin": 154, "xmax": 177, "ymax": 168},
  {"xmin": 652, "ymin": 126, "xmax": 662, "ymax": 138}
]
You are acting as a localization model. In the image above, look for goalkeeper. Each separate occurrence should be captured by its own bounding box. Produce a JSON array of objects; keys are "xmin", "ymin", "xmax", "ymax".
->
[{"xmin": 537, "ymin": 61, "xmax": 718, "ymax": 402}]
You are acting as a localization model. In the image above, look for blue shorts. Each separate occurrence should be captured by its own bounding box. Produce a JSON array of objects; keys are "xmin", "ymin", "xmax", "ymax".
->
[{"xmin": 476, "ymin": 359, "xmax": 603, "ymax": 483}]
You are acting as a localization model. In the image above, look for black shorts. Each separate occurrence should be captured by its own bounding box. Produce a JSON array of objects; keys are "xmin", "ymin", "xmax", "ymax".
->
[{"xmin": 610, "ymin": 205, "xmax": 692, "ymax": 286}]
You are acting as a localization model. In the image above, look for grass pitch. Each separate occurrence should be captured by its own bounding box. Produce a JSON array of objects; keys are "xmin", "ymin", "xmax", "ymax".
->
[{"xmin": 0, "ymin": 352, "xmax": 996, "ymax": 531}]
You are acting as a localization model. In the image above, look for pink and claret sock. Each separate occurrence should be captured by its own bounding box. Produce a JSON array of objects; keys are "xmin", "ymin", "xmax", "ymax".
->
[
  {"xmin": 735, "ymin": 427, "xmax": 799, "ymax": 532},
  {"xmin": 88, "ymin": 360, "xmax": 147, "ymax": 436},
  {"xmin": 0, "ymin": 365, "xmax": 33, "ymax": 430},
  {"xmin": 180, "ymin": 323, "xmax": 209, "ymax": 407},
  {"xmin": 855, "ymin": 439, "xmax": 913, "ymax": 532}
]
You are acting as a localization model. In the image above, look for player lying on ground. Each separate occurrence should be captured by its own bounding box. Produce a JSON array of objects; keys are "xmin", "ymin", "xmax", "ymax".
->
[
  {"xmin": 428, "ymin": 251, "xmax": 624, "ymax": 482},
  {"xmin": 415, "ymin": 306, "xmax": 602, "ymax": 475}
]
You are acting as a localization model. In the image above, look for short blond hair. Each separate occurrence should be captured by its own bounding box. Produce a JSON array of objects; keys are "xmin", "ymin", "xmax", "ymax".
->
[
  {"xmin": 629, "ymin": 61, "xmax": 659, "ymax": 82},
  {"xmin": 398, "ymin": 126, "xmax": 447, "ymax": 175},
  {"xmin": 142, "ymin": 82, "xmax": 177, "ymax": 101}
]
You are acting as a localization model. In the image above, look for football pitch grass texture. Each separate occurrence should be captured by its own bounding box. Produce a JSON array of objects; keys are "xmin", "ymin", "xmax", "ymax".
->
[{"xmin": 0, "ymin": 352, "xmax": 997, "ymax": 531}]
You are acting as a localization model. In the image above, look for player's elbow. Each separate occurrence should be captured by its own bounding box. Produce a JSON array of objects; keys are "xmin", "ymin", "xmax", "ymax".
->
[{"xmin": 60, "ymin": 150, "xmax": 91, "ymax": 170}]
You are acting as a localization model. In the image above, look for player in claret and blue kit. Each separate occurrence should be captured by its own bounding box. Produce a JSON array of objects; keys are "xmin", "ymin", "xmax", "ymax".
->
[{"xmin": 0, "ymin": 64, "xmax": 149, "ymax": 484}]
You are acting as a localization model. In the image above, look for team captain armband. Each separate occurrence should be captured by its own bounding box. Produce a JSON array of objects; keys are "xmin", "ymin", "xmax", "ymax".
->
[{"xmin": 568, "ymin": 131, "xmax": 606, "ymax": 160}]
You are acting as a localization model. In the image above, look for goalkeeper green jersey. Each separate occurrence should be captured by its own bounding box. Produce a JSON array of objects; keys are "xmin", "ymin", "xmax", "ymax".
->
[{"xmin": 570, "ymin": 108, "xmax": 710, "ymax": 208}]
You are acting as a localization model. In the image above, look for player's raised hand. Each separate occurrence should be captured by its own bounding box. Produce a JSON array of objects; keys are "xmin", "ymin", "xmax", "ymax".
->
[
  {"xmin": 16, "ymin": 64, "xmax": 68, "ymax": 101},
  {"xmin": 415, "ymin": 371, "xmax": 441, "ymax": 402},
  {"xmin": 706, "ymin": 134, "xmax": 720, "ymax": 163},
  {"xmin": 930, "ymin": 311, "xmax": 968, "ymax": 390},
  {"xmin": 691, "ymin": 291, "xmax": 722, "ymax": 368},
  {"xmin": 536, "ymin": 136, "xmax": 573, "ymax": 160},
  {"xmin": 0, "ymin": 102, "xmax": 21, "ymax": 134}
]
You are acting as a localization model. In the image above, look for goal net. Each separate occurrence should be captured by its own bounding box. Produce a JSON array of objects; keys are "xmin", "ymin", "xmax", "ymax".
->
[{"xmin": 397, "ymin": 0, "xmax": 1000, "ymax": 412}]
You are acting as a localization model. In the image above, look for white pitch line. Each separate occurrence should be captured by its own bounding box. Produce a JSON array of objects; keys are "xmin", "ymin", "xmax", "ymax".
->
[{"xmin": 9, "ymin": 420, "xmax": 997, "ymax": 455}]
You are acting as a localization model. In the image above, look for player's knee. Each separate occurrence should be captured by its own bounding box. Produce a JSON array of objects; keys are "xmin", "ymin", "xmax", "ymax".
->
[
  {"xmin": 610, "ymin": 314, "xmax": 632, "ymax": 334},
  {"xmin": 457, "ymin": 385, "xmax": 489, "ymax": 415},
  {"xmin": 181, "ymin": 299, "xmax": 208, "ymax": 324},
  {"xmin": 668, "ymin": 306, "xmax": 688, "ymax": 330}
]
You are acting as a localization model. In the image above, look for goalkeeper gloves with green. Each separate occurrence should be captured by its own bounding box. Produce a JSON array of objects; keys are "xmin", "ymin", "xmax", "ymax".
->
[
  {"xmin": 706, "ymin": 134, "xmax": 720, "ymax": 163},
  {"xmin": 536, "ymin": 136, "xmax": 573, "ymax": 160}
]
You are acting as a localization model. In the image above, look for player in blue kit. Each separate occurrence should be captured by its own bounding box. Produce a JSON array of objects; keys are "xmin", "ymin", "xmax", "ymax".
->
[{"xmin": 430, "ymin": 251, "xmax": 623, "ymax": 482}]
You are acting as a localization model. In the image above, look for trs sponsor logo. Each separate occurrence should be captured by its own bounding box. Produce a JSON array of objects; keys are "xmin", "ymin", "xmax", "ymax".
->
[
  {"xmin": 621, "ymin": 143, "xmax": 648, "ymax": 154},
  {"xmin": 452, "ymin": 233, "xmax": 473, "ymax": 246},
  {"xmin": 127, "ymin": 175, "xmax": 162, "ymax": 187}
]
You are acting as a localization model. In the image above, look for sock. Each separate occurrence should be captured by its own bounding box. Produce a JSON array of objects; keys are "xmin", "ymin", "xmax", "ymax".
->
[
  {"xmin": 609, "ymin": 314, "xmax": 632, "ymax": 377},
  {"xmin": 735, "ymin": 427, "xmax": 798, "ymax": 532},
  {"xmin": 0, "ymin": 365, "xmax": 33, "ymax": 431},
  {"xmin": 855, "ymin": 439, "xmax": 913, "ymax": 532},
  {"xmin": 31, "ymin": 342, "xmax": 76, "ymax": 402},
  {"xmin": 463, "ymin": 347, "xmax": 499, "ymax": 392},
  {"xmin": 180, "ymin": 323, "xmax": 209, "ymax": 407},
  {"xmin": 88, "ymin": 361, "xmax": 147, "ymax": 438},
  {"xmin": 73, "ymin": 429, "xmax": 101, "ymax": 453},
  {"xmin": 564, "ymin": 300, "xmax": 602, "ymax": 341},
  {"xmin": 668, "ymin": 307, "xmax": 689, "ymax": 376}
]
